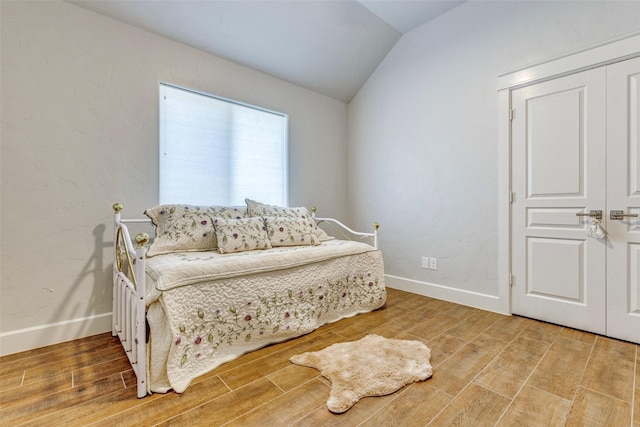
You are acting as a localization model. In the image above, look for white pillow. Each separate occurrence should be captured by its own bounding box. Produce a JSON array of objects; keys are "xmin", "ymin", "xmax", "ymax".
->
[
  {"xmin": 144, "ymin": 204, "xmax": 247, "ymax": 256},
  {"xmin": 264, "ymin": 216, "xmax": 320, "ymax": 247},
  {"xmin": 213, "ymin": 217, "xmax": 272, "ymax": 254},
  {"xmin": 245, "ymin": 198, "xmax": 332, "ymax": 241}
]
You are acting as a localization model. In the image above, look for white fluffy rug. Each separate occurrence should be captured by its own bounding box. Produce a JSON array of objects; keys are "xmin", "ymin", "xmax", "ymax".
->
[{"xmin": 289, "ymin": 334, "xmax": 433, "ymax": 413}]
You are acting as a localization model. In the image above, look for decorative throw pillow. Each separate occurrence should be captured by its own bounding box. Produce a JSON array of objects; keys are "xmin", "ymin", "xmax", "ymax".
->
[
  {"xmin": 245, "ymin": 198, "xmax": 332, "ymax": 241},
  {"xmin": 213, "ymin": 217, "xmax": 272, "ymax": 254},
  {"xmin": 144, "ymin": 204, "xmax": 247, "ymax": 257},
  {"xmin": 264, "ymin": 216, "xmax": 321, "ymax": 247}
]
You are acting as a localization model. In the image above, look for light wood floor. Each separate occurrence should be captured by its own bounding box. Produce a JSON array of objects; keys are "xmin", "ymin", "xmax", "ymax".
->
[{"xmin": 1, "ymin": 288, "xmax": 638, "ymax": 426}]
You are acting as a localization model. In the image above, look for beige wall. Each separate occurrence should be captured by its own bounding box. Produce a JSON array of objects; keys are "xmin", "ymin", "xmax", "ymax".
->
[
  {"xmin": 348, "ymin": 1, "xmax": 640, "ymax": 308},
  {"xmin": 0, "ymin": 1, "xmax": 348, "ymax": 354}
]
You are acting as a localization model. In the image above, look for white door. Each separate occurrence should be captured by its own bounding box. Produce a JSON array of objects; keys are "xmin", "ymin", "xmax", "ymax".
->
[
  {"xmin": 606, "ymin": 57, "xmax": 640, "ymax": 343},
  {"xmin": 511, "ymin": 68, "xmax": 607, "ymax": 335},
  {"xmin": 512, "ymin": 57, "xmax": 640, "ymax": 343}
]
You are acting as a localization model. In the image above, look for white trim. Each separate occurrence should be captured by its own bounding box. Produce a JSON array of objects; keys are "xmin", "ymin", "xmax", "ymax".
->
[
  {"xmin": 385, "ymin": 275, "xmax": 509, "ymax": 315},
  {"xmin": 497, "ymin": 89, "xmax": 512, "ymax": 316},
  {"xmin": 498, "ymin": 33, "xmax": 640, "ymax": 90},
  {"xmin": 0, "ymin": 312, "xmax": 112, "ymax": 356}
]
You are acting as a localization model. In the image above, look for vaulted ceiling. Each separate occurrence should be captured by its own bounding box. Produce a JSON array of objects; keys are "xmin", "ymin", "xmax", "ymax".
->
[{"xmin": 68, "ymin": 1, "xmax": 465, "ymax": 102}]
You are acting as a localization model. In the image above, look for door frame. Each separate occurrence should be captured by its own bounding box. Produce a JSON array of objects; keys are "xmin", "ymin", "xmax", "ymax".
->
[{"xmin": 497, "ymin": 32, "xmax": 640, "ymax": 315}]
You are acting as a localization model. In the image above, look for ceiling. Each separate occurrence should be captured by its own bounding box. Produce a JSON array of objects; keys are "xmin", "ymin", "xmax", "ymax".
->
[{"xmin": 68, "ymin": 1, "xmax": 465, "ymax": 102}]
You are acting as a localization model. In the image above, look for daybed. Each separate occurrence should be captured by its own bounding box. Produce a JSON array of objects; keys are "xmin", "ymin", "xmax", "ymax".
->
[{"xmin": 112, "ymin": 199, "xmax": 387, "ymax": 397}]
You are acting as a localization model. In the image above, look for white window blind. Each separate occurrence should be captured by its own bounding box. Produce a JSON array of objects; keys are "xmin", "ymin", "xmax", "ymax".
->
[{"xmin": 159, "ymin": 83, "xmax": 288, "ymax": 206}]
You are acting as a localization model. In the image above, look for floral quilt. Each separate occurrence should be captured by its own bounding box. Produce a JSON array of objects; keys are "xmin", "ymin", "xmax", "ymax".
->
[{"xmin": 145, "ymin": 241, "xmax": 386, "ymax": 393}]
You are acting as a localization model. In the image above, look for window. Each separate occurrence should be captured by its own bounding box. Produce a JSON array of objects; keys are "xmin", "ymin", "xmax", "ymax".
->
[{"xmin": 159, "ymin": 83, "xmax": 288, "ymax": 206}]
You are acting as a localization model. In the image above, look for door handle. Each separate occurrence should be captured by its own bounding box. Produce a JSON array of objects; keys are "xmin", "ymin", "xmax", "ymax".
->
[
  {"xmin": 610, "ymin": 210, "xmax": 639, "ymax": 220},
  {"xmin": 576, "ymin": 210, "xmax": 603, "ymax": 220}
]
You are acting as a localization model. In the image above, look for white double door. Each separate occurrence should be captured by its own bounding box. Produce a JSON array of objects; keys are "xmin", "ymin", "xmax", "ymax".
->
[{"xmin": 512, "ymin": 57, "xmax": 640, "ymax": 343}]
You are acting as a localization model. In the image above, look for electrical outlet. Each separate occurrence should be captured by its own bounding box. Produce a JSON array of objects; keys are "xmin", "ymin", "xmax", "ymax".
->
[
  {"xmin": 421, "ymin": 257, "xmax": 429, "ymax": 269},
  {"xmin": 429, "ymin": 257, "xmax": 437, "ymax": 270}
]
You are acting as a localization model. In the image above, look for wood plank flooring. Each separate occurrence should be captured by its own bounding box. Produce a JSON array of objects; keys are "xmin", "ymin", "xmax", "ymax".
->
[{"xmin": 1, "ymin": 288, "xmax": 638, "ymax": 426}]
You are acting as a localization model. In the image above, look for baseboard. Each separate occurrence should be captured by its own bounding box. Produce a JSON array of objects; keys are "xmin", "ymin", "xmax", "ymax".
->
[
  {"xmin": 0, "ymin": 312, "xmax": 112, "ymax": 356},
  {"xmin": 385, "ymin": 274, "xmax": 510, "ymax": 315}
]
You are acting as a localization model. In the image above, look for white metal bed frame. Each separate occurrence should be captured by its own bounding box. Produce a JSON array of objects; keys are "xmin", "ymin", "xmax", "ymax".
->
[
  {"xmin": 112, "ymin": 203, "xmax": 150, "ymax": 398},
  {"xmin": 111, "ymin": 203, "xmax": 379, "ymax": 398}
]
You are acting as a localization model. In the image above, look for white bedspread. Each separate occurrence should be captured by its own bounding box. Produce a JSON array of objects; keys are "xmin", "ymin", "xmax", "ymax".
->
[
  {"xmin": 144, "ymin": 240, "xmax": 378, "ymax": 302},
  {"xmin": 145, "ymin": 240, "xmax": 386, "ymax": 393}
]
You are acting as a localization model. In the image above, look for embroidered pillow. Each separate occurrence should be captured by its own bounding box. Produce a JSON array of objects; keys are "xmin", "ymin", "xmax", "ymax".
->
[
  {"xmin": 264, "ymin": 216, "xmax": 320, "ymax": 247},
  {"xmin": 213, "ymin": 217, "xmax": 272, "ymax": 254},
  {"xmin": 245, "ymin": 198, "xmax": 332, "ymax": 241},
  {"xmin": 144, "ymin": 204, "xmax": 247, "ymax": 256}
]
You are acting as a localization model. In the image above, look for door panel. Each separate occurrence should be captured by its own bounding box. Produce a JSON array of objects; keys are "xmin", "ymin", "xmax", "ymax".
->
[
  {"xmin": 606, "ymin": 56, "xmax": 640, "ymax": 343},
  {"xmin": 629, "ymin": 244, "xmax": 640, "ymax": 308},
  {"xmin": 511, "ymin": 68, "xmax": 607, "ymax": 334},
  {"xmin": 526, "ymin": 208, "xmax": 584, "ymax": 229},
  {"xmin": 527, "ymin": 88, "xmax": 584, "ymax": 197},
  {"xmin": 527, "ymin": 238, "xmax": 584, "ymax": 301}
]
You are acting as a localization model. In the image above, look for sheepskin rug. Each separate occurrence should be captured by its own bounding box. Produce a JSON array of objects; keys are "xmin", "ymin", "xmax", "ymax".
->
[{"xmin": 289, "ymin": 334, "xmax": 433, "ymax": 413}]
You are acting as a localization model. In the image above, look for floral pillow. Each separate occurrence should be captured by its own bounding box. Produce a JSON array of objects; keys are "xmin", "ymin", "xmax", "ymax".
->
[
  {"xmin": 213, "ymin": 217, "xmax": 272, "ymax": 254},
  {"xmin": 245, "ymin": 198, "xmax": 332, "ymax": 241},
  {"xmin": 144, "ymin": 204, "xmax": 247, "ymax": 257},
  {"xmin": 264, "ymin": 216, "xmax": 320, "ymax": 247}
]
